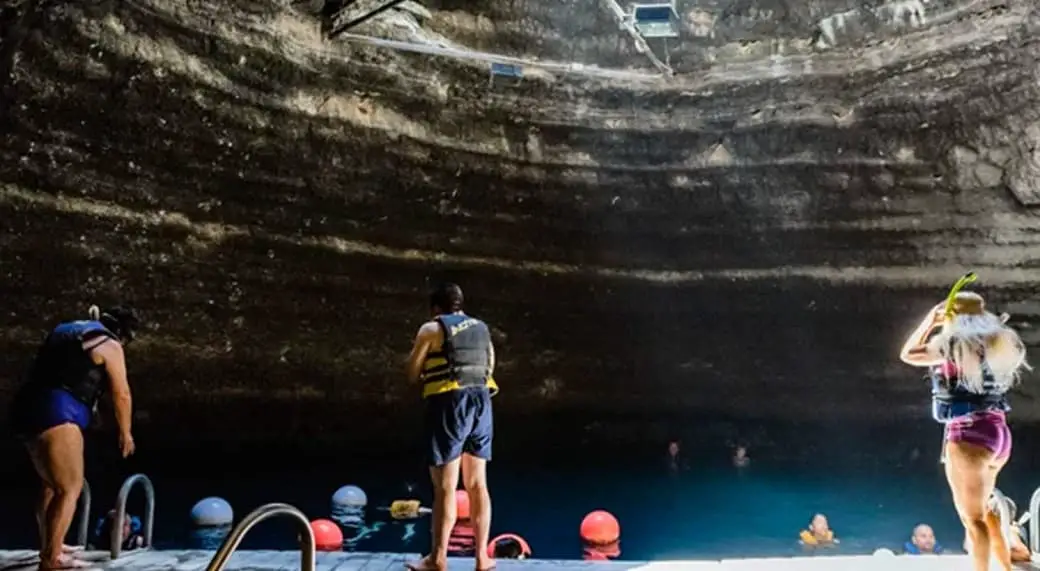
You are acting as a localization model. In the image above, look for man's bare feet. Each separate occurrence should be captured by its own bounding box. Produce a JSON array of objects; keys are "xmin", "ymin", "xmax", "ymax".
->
[
  {"xmin": 38, "ymin": 554, "xmax": 92, "ymax": 571},
  {"xmin": 404, "ymin": 555, "xmax": 445, "ymax": 571},
  {"xmin": 60, "ymin": 546, "xmax": 83, "ymax": 554}
]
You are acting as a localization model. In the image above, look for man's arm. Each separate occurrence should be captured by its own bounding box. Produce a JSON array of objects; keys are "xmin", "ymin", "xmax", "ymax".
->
[{"xmin": 406, "ymin": 323, "xmax": 437, "ymax": 384}]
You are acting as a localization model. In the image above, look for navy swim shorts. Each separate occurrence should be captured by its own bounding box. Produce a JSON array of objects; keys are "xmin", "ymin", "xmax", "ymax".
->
[{"xmin": 423, "ymin": 386, "xmax": 493, "ymax": 467}]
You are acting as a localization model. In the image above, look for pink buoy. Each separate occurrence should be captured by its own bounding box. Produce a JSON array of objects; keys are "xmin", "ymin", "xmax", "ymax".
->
[{"xmin": 455, "ymin": 489, "xmax": 470, "ymax": 520}]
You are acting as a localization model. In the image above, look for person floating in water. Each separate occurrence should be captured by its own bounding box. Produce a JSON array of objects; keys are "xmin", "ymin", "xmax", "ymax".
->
[
  {"xmin": 405, "ymin": 283, "xmax": 498, "ymax": 571},
  {"xmin": 732, "ymin": 445, "xmax": 750, "ymax": 468},
  {"xmin": 488, "ymin": 534, "xmax": 531, "ymax": 560},
  {"xmin": 91, "ymin": 509, "xmax": 144, "ymax": 552},
  {"xmin": 665, "ymin": 440, "xmax": 687, "ymax": 473},
  {"xmin": 904, "ymin": 523, "xmax": 944, "ymax": 554},
  {"xmin": 9, "ymin": 305, "xmax": 140, "ymax": 570},
  {"xmin": 799, "ymin": 513, "xmax": 839, "ymax": 549},
  {"xmin": 899, "ymin": 276, "xmax": 1030, "ymax": 571}
]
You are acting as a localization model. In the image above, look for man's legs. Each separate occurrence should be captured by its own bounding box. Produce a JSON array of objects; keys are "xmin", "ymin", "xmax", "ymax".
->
[
  {"xmin": 408, "ymin": 393, "xmax": 465, "ymax": 571},
  {"xmin": 461, "ymin": 454, "xmax": 493, "ymax": 570},
  {"xmin": 427, "ymin": 460, "xmax": 462, "ymax": 568},
  {"xmin": 462, "ymin": 389, "xmax": 494, "ymax": 570}
]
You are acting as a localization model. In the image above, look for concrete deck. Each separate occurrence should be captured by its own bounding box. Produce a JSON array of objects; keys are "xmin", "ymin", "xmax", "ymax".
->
[{"xmin": 0, "ymin": 550, "xmax": 1010, "ymax": 571}]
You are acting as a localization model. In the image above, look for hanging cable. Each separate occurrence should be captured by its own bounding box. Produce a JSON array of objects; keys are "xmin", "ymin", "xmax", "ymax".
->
[{"xmin": 328, "ymin": 0, "xmax": 408, "ymax": 40}]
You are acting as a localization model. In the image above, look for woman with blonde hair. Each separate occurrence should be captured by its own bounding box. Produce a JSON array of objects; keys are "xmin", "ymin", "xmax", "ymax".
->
[{"xmin": 900, "ymin": 275, "xmax": 1030, "ymax": 571}]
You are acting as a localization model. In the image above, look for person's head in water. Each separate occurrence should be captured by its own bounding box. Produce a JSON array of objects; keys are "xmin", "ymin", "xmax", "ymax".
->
[
  {"xmin": 930, "ymin": 291, "xmax": 1030, "ymax": 392},
  {"xmin": 90, "ymin": 305, "xmax": 141, "ymax": 345},
  {"xmin": 493, "ymin": 537, "xmax": 527, "ymax": 560},
  {"xmin": 809, "ymin": 514, "xmax": 832, "ymax": 539},
  {"xmin": 733, "ymin": 445, "xmax": 750, "ymax": 467},
  {"xmin": 911, "ymin": 523, "xmax": 937, "ymax": 553},
  {"xmin": 430, "ymin": 283, "xmax": 464, "ymax": 315}
]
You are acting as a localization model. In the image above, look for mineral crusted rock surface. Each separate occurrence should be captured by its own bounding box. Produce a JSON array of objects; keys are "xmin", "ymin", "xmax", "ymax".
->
[{"xmin": 1, "ymin": 0, "xmax": 1039, "ymax": 445}]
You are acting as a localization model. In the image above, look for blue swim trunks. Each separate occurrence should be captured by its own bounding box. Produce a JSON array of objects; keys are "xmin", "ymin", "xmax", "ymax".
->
[
  {"xmin": 424, "ymin": 386, "xmax": 493, "ymax": 467},
  {"xmin": 10, "ymin": 386, "xmax": 92, "ymax": 439}
]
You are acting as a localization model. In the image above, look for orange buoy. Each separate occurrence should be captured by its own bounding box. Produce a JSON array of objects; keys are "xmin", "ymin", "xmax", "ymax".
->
[
  {"xmin": 310, "ymin": 518, "xmax": 343, "ymax": 551},
  {"xmin": 580, "ymin": 510, "xmax": 620, "ymax": 545},
  {"xmin": 487, "ymin": 533, "xmax": 532, "ymax": 558},
  {"xmin": 455, "ymin": 490, "xmax": 470, "ymax": 520}
]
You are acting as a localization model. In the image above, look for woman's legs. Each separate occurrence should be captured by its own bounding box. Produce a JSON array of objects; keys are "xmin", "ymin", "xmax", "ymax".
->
[
  {"xmin": 945, "ymin": 439, "xmax": 1010, "ymax": 571},
  {"xmin": 26, "ymin": 423, "xmax": 85, "ymax": 570}
]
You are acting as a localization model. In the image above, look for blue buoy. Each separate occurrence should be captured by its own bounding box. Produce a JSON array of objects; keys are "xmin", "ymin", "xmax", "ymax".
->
[
  {"xmin": 332, "ymin": 486, "xmax": 367, "ymax": 508},
  {"xmin": 190, "ymin": 497, "xmax": 233, "ymax": 527}
]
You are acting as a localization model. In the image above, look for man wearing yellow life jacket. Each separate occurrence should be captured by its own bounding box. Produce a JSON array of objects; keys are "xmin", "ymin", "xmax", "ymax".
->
[{"xmin": 405, "ymin": 283, "xmax": 497, "ymax": 571}]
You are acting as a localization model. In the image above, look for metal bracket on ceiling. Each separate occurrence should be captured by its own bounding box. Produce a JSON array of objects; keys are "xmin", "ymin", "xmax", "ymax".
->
[
  {"xmin": 599, "ymin": 0, "xmax": 675, "ymax": 76},
  {"xmin": 327, "ymin": 0, "xmax": 408, "ymax": 40}
]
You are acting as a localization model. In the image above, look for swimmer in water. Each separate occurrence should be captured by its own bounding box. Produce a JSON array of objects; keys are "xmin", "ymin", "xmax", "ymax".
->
[
  {"xmin": 92, "ymin": 510, "xmax": 144, "ymax": 552},
  {"xmin": 905, "ymin": 523, "xmax": 944, "ymax": 554},
  {"xmin": 900, "ymin": 282, "xmax": 1030, "ymax": 571},
  {"xmin": 490, "ymin": 535, "xmax": 531, "ymax": 560},
  {"xmin": 9, "ymin": 305, "xmax": 140, "ymax": 570},
  {"xmin": 732, "ymin": 445, "xmax": 750, "ymax": 468},
  {"xmin": 799, "ymin": 513, "xmax": 838, "ymax": 549}
]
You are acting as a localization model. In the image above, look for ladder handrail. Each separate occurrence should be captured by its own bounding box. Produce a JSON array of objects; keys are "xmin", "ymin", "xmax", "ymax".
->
[
  {"xmin": 991, "ymin": 488, "xmax": 1013, "ymax": 547},
  {"xmin": 110, "ymin": 474, "xmax": 155, "ymax": 559},
  {"xmin": 75, "ymin": 479, "xmax": 92, "ymax": 547},
  {"xmin": 204, "ymin": 503, "xmax": 315, "ymax": 571},
  {"xmin": 1029, "ymin": 487, "xmax": 1040, "ymax": 553}
]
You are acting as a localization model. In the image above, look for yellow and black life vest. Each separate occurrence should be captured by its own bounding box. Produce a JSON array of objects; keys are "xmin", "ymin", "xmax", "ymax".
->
[{"xmin": 421, "ymin": 313, "xmax": 498, "ymax": 398}]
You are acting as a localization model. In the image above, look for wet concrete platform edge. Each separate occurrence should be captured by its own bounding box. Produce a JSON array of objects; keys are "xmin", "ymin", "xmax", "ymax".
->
[{"xmin": 0, "ymin": 549, "xmax": 992, "ymax": 571}]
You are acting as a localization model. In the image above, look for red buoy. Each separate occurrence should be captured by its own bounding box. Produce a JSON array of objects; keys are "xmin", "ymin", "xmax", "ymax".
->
[
  {"xmin": 455, "ymin": 490, "xmax": 471, "ymax": 520},
  {"xmin": 310, "ymin": 519, "xmax": 343, "ymax": 551},
  {"xmin": 580, "ymin": 510, "xmax": 620, "ymax": 545}
]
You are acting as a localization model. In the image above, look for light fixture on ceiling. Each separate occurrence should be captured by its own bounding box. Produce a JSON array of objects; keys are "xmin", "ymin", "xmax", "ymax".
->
[
  {"xmin": 488, "ymin": 62, "xmax": 523, "ymax": 87},
  {"xmin": 599, "ymin": 0, "xmax": 676, "ymax": 75},
  {"xmin": 630, "ymin": 1, "xmax": 680, "ymax": 39}
]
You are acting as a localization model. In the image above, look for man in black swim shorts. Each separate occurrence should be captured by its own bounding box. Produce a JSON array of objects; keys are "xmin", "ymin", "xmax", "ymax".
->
[{"xmin": 405, "ymin": 283, "xmax": 498, "ymax": 571}]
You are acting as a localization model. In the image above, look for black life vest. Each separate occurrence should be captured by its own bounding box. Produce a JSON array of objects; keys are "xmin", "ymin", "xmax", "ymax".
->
[
  {"xmin": 929, "ymin": 360, "xmax": 1009, "ymax": 423},
  {"xmin": 29, "ymin": 320, "xmax": 117, "ymax": 407}
]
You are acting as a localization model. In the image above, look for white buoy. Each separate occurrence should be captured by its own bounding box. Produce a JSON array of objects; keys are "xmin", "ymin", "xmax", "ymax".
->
[
  {"xmin": 190, "ymin": 497, "xmax": 233, "ymax": 527},
  {"xmin": 332, "ymin": 485, "xmax": 367, "ymax": 508},
  {"xmin": 873, "ymin": 548, "xmax": 896, "ymax": 557}
]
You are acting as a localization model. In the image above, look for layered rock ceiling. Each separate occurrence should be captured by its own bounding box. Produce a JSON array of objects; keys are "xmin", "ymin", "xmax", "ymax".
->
[{"xmin": 1, "ymin": 0, "xmax": 1040, "ymax": 444}]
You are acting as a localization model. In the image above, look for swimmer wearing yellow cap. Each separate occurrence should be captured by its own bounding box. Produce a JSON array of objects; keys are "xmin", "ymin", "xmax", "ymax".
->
[{"xmin": 899, "ymin": 273, "xmax": 1031, "ymax": 571}]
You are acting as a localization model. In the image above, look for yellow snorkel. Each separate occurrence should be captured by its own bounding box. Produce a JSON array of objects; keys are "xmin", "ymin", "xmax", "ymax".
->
[{"xmin": 943, "ymin": 272, "xmax": 977, "ymax": 318}]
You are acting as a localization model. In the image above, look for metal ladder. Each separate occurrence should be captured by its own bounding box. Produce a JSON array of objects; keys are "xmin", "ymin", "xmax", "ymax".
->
[
  {"xmin": 74, "ymin": 479, "xmax": 92, "ymax": 547},
  {"xmin": 1028, "ymin": 487, "xmax": 1040, "ymax": 554},
  {"xmin": 204, "ymin": 503, "xmax": 315, "ymax": 571},
  {"xmin": 109, "ymin": 474, "xmax": 156, "ymax": 559},
  {"xmin": 991, "ymin": 488, "xmax": 1014, "ymax": 547}
]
